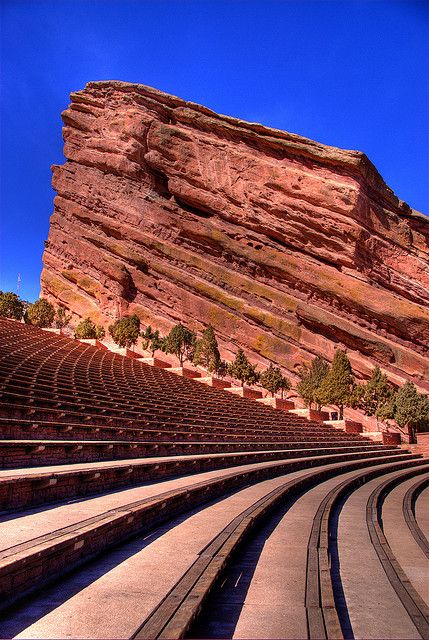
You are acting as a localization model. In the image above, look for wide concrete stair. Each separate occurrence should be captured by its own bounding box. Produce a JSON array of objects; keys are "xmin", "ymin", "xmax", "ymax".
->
[{"xmin": 0, "ymin": 317, "xmax": 427, "ymax": 639}]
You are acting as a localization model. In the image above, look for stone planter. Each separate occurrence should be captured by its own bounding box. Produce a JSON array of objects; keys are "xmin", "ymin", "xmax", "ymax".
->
[
  {"xmin": 382, "ymin": 431, "xmax": 402, "ymax": 445},
  {"xmin": 256, "ymin": 397, "xmax": 295, "ymax": 411},
  {"xmin": 137, "ymin": 357, "xmax": 171, "ymax": 368},
  {"xmin": 167, "ymin": 367, "xmax": 202, "ymax": 379},
  {"xmin": 227, "ymin": 386, "xmax": 263, "ymax": 399},
  {"xmin": 197, "ymin": 376, "xmax": 231, "ymax": 389}
]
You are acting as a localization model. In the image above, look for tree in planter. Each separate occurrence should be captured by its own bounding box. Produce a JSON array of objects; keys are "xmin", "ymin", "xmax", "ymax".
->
[
  {"xmin": 318, "ymin": 349, "xmax": 355, "ymax": 419},
  {"xmin": 216, "ymin": 360, "xmax": 229, "ymax": 379},
  {"xmin": 75, "ymin": 318, "xmax": 105, "ymax": 340},
  {"xmin": 26, "ymin": 298, "xmax": 55, "ymax": 328},
  {"xmin": 141, "ymin": 326, "xmax": 155, "ymax": 351},
  {"xmin": 392, "ymin": 381, "xmax": 429, "ymax": 444},
  {"xmin": 228, "ymin": 348, "xmax": 259, "ymax": 387},
  {"xmin": 149, "ymin": 330, "xmax": 165, "ymax": 357},
  {"xmin": 297, "ymin": 356, "xmax": 329, "ymax": 410},
  {"xmin": 109, "ymin": 315, "xmax": 140, "ymax": 349},
  {"xmin": 0, "ymin": 291, "xmax": 24, "ymax": 320},
  {"xmin": 163, "ymin": 323, "xmax": 196, "ymax": 366},
  {"xmin": 55, "ymin": 306, "xmax": 72, "ymax": 331},
  {"xmin": 351, "ymin": 366, "xmax": 394, "ymax": 418},
  {"xmin": 193, "ymin": 325, "xmax": 222, "ymax": 374},
  {"xmin": 260, "ymin": 364, "xmax": 291, "ymax": 398}
]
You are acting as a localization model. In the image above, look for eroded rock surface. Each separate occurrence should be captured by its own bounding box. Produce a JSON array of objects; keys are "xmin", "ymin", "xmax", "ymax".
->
[{"xmin": 41, "ymin": 81, "xmax": 429, "ymax": 389}]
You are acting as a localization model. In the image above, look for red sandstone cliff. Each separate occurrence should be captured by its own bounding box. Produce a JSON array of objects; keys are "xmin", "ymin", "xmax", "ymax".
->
[{"xmin": 41, "ymin": 81, "xmax": 429, "ymax": 389}]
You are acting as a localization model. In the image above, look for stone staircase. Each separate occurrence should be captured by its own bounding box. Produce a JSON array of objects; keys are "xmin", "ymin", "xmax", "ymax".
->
[{"xmin": 0, "ymin": 317, "xmax": 427, "ymax": 639}]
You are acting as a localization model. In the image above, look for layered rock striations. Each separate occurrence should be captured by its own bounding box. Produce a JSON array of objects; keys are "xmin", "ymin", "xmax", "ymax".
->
[{"xmin": 41, "ymin": 81, "xmax": 429, "ymax": 389}]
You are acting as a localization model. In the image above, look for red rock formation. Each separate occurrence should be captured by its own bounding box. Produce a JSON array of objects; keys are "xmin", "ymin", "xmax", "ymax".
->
[{"xmin": 41, "ymin": 81, "xmax": 429, "ymax": 390}]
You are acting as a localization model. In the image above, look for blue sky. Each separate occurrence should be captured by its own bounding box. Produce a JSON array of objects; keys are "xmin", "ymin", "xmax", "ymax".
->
[{"xmin": 1, "ymin": 0, "xmax": 428, "ymax": 301}]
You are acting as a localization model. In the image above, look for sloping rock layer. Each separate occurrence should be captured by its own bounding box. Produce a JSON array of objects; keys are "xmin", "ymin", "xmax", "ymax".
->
[{"xmin": 41, "ymin": 81, "xmax": 429, "ymax": 388}]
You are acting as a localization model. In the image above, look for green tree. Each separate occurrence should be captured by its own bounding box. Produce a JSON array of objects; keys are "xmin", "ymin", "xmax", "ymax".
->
[
  {"xmin": 109, "ymin": 315, "xmax": 141, "ymax": 348},
  {"xmin": 260, "ymin": 364, "xmax": 290, "ymax": 397},
  {"xmin": 26, "ymin": 298, "xmax": 55, "ymax": 328},
  {"xmin": 74, "ymin": 318, "xmax": 105, "ymax": 339},
  {"xmin": 193, "ymin": 325, "xmax": 222, "ymax": 373},
  {"xmin": 163, "ymin": 323, "xmax": 196, "ymax": 365},
  {"xmin": 55, "ymin": 306, "xmax": 72, "ymax": 330},
  {"xmin": 318, "ymin": 350, "xmax": 355, "ymax": 419},
  {"xmin": 393, "ymin": 381, "xmax": 429, "ymax": 444},
  {"xmin": 141, "ymin": 326, "xmax": 155, "ymax": 351},
  {"xmin": 149, "ymin": 330, "xmax": 165, "ymax": 357},
  {"xmin": 297, "ymin": 356, "xmax": 329, "ymax": 410},
  {"xmin": 351, "ymin": 366, "xmax": 394, "ymax": 417},
  {"xmin": 0, "ymin": 291, "xmax": 24, "ymax": 320},
  {"xmin": 216, "ymin": 360, "xmax": 229, "ymax": 379},
  {"xmin": 228, "ymin": 348, "xmax": 259, "ymax": 387}
]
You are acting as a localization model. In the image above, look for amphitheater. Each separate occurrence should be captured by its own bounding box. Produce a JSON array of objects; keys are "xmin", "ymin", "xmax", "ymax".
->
[{"xmin": 0, "ymin": 316, "xmax": 427, "ymax": 639}]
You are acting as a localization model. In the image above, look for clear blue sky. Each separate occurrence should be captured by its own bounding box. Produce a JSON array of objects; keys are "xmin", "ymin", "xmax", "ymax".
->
[{"xmin": 1, "ymin": 0, "xmax": 428, "ymax": 302}]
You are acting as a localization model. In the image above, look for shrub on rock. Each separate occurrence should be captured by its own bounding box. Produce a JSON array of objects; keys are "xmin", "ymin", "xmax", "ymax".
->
[
  {"xmin": 26, "ymin": 298, "xmax": 55, "ymax": 328},
  {"xmin": 109, "ymin": 315, "xmax": 140, "ymax": 348},
  {"xmin": 0, "ymin": 291, "xmax": 24, "ymax": 320}
]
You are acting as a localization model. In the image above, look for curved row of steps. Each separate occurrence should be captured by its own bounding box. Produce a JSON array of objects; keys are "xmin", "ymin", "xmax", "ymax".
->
[
  {"xmin": 0, "ymin": 456, "xmax": 427, "ymax": 639},
  {"xmin": 0, "ymin": 318, "xmax": 427, "ymax": 639}
]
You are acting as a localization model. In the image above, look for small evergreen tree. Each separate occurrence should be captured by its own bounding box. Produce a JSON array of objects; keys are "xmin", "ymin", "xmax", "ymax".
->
[
  {"xmin": 95, "ymin": 324, "xmax": 105, "ymax": 339},
  {"xmin": 109, "ymin": 315, "xmax": 141, "ymax": 348},
  {"xmin": 26, "ymin": 298, "xmax": 55, "ymax": 328},
  {"xmin": 55, "ymin": 306, "xmax": 72, "ymax": 330},
  {"xmin": 351, "ymin": 366, "xmax": 394, "ymax": 417},
  {"xmin": 0, "ymin": 291, "xmax": 24, "ymax": 320},
  {"xmin": 141, "ymin": 326, "xmax": 155, "ymax": 351},
  {"xmin": 260, "ymin": 364, "xmax": 290, "ymax": 397},
  {"xmin": 163, "ymin": 323, "xmax": 196, "ymax": 365},
  {"xmin": 393, "ymin": 381, "xmax": 429, "ymax": 444},
  {"xmin": 74, "ymin": 317, "xmax": 104, "ymax": 339},
  {"xmin": 228, "ymin": 348, "xmax": 259, "ymax": 387},
  {"xmin": 216, "ymin": 360, "xmax": 229, "ymax": 378},
  {"xmin": 318, "ymin": 349, "xmax": 355, "ymax": 419},
  {"xmin": 149, "ymin": 330, "xmax": 165, "ymax": 357},
  {"xmin": 297, "ymin": 356, "xmax": 329, "ymax": 410},
  {"xmin": 193, "ymin": 325, "xmax": 221, "ymax": 373}
]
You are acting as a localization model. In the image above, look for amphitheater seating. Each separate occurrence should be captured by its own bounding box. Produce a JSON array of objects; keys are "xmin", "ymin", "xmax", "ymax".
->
[{"xmin": 0, "ymin": 317, "xmax": 427, "ymax": 639}]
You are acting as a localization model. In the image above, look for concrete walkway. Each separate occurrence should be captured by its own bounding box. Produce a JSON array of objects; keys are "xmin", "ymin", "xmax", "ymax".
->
[
  {"xmin": 382, "ymin": 473, "xmax": 429, "ymax": 605},
  {"xmin": 416, "ymin": 484, "xmax": 429, "ymax": 541},
  {"xmin": 338, "ymin": 470, "xmax": 422, "ymax": 639},
  {"xmin": 0, "ymin": 469, "xmax": 321, "ymax": 639}
]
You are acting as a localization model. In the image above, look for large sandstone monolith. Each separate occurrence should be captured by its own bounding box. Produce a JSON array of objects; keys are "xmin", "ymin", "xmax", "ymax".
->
[{"xmin": 41, "ymin": 81, "xmax": 429, "ymax": 389}]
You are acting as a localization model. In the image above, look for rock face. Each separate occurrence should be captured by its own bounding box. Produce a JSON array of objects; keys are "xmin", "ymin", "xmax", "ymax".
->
[{"xmin": 41, "ymin": 81, "xmax": 429, "ymax": 390}]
